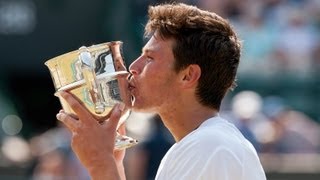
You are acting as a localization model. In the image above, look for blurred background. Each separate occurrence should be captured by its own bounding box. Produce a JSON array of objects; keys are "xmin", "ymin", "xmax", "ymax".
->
[{"xmin": 0, "ymin": 0, "xmax": 319, "ymax": 179}]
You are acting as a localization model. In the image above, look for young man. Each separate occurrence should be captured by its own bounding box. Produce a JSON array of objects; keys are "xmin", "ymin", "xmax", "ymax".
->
[{"xmin": 56, "ymin": 3, "xmax": 266, "ymax": 180}]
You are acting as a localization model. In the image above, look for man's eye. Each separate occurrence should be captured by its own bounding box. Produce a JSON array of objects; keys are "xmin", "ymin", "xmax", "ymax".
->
[{"xmin": 146, "ymin": 57, "xmax": 153, "ymax": 63}]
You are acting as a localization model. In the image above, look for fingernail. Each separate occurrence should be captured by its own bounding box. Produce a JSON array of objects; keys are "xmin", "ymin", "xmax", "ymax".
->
[
  {"xmin": 56, "ymin": 113, "xmax": 63, "ymax": 121},
  {"xmin": 54, "ymin": 91, "xmax": 63, "ymax": 97},
  {"xmin": 54, "ymin": 92, "xmax": 60, "ymax": 97}
]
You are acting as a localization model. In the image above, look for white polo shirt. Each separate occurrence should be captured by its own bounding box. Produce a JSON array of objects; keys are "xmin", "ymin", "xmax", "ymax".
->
[{"xmin": 155, "ymin": 116, "xmax": 266, "ymax": 180}]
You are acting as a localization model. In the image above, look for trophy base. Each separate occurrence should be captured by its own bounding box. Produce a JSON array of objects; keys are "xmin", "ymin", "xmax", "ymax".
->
[{"xmin": 115, "ymin": 134, "xmax": 138, "ymax": 151}]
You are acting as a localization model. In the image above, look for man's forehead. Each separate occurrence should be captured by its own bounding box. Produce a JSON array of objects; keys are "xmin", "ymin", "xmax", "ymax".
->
[
  {"xmin": 143, "ymin": 36, "xmax": 160, "ymax": 52},
  {"xmin": 142, "ymin": 34, "xmax": 174, "ymax": 53}
]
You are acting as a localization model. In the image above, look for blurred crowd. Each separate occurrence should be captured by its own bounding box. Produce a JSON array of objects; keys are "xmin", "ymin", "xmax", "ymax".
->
[
  {"xmin": 194, "ymin": 0, "xmax": 320, "ymax": 77},
  {"xmin": 223, "ymin": 91, "xmax": 320, "ymax": 154},
  {"xmin": 0, "ymin": 0, "xmax": 320, "ymax": 179},
  {"xmin": 123, "ymin": 0, "xmax": 320, "ymax": 77}
]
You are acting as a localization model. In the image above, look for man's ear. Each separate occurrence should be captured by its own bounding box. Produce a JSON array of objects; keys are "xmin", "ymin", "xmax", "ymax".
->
[{"xmin": 180, "ymin": 64, "xmax": 201, "ymax": 88}]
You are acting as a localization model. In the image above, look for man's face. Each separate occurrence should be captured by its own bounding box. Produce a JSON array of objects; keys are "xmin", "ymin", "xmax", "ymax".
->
[{"xmin": 128, "ymin": 34, "xmax": 180, "ymax": 113}]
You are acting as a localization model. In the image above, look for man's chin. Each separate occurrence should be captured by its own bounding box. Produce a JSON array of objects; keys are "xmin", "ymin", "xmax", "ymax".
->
[
  {"xmin": 130, "ymin": 104, "xmax": 144, "ymax": 112},
  {"xmin": 130, "ymin": 105, "xmax": 157, "ymax": 114}
]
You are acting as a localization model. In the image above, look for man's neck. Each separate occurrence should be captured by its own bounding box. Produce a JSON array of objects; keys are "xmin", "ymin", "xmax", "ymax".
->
[{"xmin": 159, "ymin": 104, "xmax": 218, "ymax": 142}]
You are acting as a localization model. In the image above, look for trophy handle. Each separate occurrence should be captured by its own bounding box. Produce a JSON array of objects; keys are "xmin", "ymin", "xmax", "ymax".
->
[
  {"xmin": 78, "ymin": 46, "xmax": 105, "ymax": 114},
  {"xmin": 109, "ymin": 41, "xmax": 131, "ymax": 108},
  {"xmin": 77, "ymin": 41, "xmax": 130, "ymax": 115}
]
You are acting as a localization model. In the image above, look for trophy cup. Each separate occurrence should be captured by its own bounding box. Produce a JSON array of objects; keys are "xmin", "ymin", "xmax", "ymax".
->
[{"xmin": 45, "ymin": 41, "xmax": 138, "ymax": 150}]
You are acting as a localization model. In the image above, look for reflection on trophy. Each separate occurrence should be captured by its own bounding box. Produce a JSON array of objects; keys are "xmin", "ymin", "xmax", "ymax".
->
[{"xmin": 45, "ymin": 41, "xmax": 138, "ymax": 150}]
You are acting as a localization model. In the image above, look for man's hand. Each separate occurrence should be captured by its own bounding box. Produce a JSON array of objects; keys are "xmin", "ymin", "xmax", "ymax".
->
[{"xmin": 56, "ymin": 91, "xmax": 125, "ymax": 180}]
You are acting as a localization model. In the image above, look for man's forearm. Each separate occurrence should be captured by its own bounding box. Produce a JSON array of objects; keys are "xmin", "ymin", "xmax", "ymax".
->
[{"xmin": 117, "ymin": 161, "xmax": 126, "ymax": 180}]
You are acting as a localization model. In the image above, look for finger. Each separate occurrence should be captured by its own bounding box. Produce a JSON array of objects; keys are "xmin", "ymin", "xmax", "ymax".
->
[
  {"xmin": 58, "ymin": 91, "xmax": 92, "ymax": 123},
  {"xmin": 56, "ymin": 112, "xmax": 78, "ymax": 131},
  {"xmin": 59, "ymin": 109, "xmax": 79, "ymax": 120},
  {"xmin": 117, "ymin": 123, "xmax": 126, "ymax": 136},
  {"xmin": 117, "ymin": 108, "xmax": 130, "ymax": 129},
  {"xmin": 107, "ymin": 103, "xmax": 124, "ymax": 131}
]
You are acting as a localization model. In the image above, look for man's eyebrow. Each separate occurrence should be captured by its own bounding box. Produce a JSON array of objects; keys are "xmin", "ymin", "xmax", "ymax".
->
[
  {"xmin": 141, "ymin": 47, "xmax": 146, "ymax": 53},
  {"xmin": 142, "ymin": 47, "xmax": 153, "ymax": 54}
]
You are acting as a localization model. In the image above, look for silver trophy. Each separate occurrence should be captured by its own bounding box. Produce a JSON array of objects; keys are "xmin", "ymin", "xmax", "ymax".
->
[{"xmin": 45, "ymin": 41, "xmax": 138, "ymax": 150}]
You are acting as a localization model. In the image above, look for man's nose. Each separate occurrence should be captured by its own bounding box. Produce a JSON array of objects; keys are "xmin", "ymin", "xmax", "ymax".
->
[{"xmin": 128, "ymin": 57, "xmax": 142, "ymax": 75}]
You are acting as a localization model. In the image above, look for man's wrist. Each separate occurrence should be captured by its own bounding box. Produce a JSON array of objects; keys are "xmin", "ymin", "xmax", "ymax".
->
[{"xmin": 87, "ymin": 155, "xmax": 121, "ymax": 180}]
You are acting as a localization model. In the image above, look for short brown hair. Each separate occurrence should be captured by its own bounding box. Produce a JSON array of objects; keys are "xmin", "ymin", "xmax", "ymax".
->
[{"xmin": 145, "ymin": 3, "xmax": 241, "ymax": 110}]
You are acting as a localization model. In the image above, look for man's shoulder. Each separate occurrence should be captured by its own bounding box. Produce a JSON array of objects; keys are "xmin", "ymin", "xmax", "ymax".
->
[
  {"xmin": 174, "ymin": 116, "xmax": 253, "ymax": 156},
  {"xmin": 183, "ymin": 117, "xmax": 239, "ymax": 145}
]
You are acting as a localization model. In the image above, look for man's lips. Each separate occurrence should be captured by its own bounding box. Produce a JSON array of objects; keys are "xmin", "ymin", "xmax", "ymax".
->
[{"xmin": 128, "ymin": 81, "xmax": 135, "ymax": 92}]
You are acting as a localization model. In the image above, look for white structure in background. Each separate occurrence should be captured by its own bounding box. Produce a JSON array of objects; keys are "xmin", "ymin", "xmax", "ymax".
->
[{"xmin": 0, "ymin": 0, "xmax": 37, "ymax": 35}]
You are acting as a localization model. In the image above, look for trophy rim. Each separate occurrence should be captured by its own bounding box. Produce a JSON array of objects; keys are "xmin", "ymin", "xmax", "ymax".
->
[{"xmin": 44, "ymin": 41, "xmax": 123, "ymax": 66}]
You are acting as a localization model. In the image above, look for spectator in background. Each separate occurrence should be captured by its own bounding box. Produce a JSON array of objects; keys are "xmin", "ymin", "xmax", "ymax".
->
[
  {"xmin": 228, "ymin": 90, "xmax": 266, "ymax": 152},
  {"xmin": 226, "ymin": 91, "xmax": 320, "ymax": 154},
  {"xmin": 275, "ymin": 9, "xmax": 318, "ymax": 76},
  {"xmin": 262, "ymin": 108, "xmax": 320, "ymax": 153},
  {"xmin": 196, "ymin": 0, "xmax": 320, "ymax": 77},
  {"xmin": 31, "ymin": 125, "xmax": 90, "ymax": 180}
]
